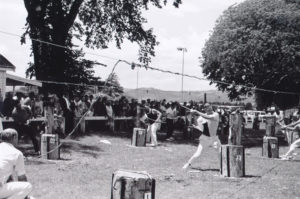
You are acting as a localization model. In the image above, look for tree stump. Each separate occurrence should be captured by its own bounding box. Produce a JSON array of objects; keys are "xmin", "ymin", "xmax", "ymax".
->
[
  {"xmin": 111, "ymin": 170, "xmax": 155, "ymax": 199},
  {"xmin": 45, "ymin": 106, "xmax": 55, "ymax": 134},
  {"xmin": 264, "ymin": 116, "xmax": 276, "ymax": 137},
  {"xmin": 262, "ymin": 136, "xmax": 279, "ymax": 158},
  {"xmin": 220, "ymin": 145, "xmax": 245, "ymax": 177},
  {"xmin": 132, "ymin": 128, "xmax": 146, "ymax": 147},
  {"xmin": 41, "ymin": 134, "xmax": 60, "ymax": 159}
]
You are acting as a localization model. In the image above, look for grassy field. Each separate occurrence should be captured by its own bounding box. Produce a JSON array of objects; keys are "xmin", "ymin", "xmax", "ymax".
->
[{"xmin": 21, "ymin": 130, "xmax": 300, "ymax": 199}]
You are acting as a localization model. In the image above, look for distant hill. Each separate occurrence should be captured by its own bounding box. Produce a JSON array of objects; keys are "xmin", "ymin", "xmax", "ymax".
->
[{"xmin": 124, "ymin": 88, "xmax": 255, "ymax": 104}]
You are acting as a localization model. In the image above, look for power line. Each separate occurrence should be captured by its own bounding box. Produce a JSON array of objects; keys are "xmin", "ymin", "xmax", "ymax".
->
[{"xmin": 1, "ymin": 29, "xmax": 299, "ymax": 96}]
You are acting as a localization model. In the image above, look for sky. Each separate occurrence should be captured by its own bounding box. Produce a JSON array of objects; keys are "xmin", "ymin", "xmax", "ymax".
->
[{"xmin": 0, "ymin": 0, "xmax": 245, "ymax": 92}]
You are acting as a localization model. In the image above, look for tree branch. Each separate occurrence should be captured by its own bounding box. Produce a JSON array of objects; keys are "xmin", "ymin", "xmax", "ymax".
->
[{"xmin": 64, "ymin": 0, "xmax": 84, "ymax": 32}]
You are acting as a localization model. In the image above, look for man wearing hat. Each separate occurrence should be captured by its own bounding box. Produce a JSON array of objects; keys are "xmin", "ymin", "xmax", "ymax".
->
[{"xmin": 0, "ymin": 129, "xmax": 35, "ymax": 199}]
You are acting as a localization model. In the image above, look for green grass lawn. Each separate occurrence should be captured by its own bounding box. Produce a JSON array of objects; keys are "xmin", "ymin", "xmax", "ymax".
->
[{"xmin": 22, "ymin": 130, "xmax": 300, "ymax": 199}]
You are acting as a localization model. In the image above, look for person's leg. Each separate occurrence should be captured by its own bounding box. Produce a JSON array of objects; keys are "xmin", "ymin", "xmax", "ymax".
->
[
  {"xmin": 25, "ymin": 124, "xmax": 39, "ymax": 153},
  {"xmin": 183, "ymin": 141, "xmax": 203, "ymax": 169},
  {"xmin": 150, "ymin": 123, "xmax": 158, "ymax": 146},
  {"xmin": 166, "ymin": 119, "xmax": 172, "ymax": 139},
  {"xmin": 282, "ymin": 138, "xmax": 300, "ymax": 158},
  {"xmin": 0, "ymin": 182, "xmax": 32, "ymax": 199},
  {"xmin": 166, "ymin": 119, "xmax": 174, "ymax": 140}
]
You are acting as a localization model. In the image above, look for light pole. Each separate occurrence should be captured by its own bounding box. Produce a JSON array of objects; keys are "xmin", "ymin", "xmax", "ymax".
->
[
  {"xmin": 136, "ymin": 67, "xmax": 139, "ymax": 101},
  {"xmin": 177, "ymin": 47, "xmax": 187, "ymax": 102}
]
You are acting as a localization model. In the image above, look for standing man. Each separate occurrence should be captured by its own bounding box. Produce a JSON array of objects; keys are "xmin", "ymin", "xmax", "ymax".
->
[
  {"xmin": 12, "ymin": 102, "xmax": 39, "ymax": 153},
  {"xmin": 0, "ymin": 129, "xmax": 35, "ymax": 199},
  {"xmin": 280, "ymin": 113, "xmax": 300, "ymax": 160},
  {"xmin": 165, "ymin": 102, "xmax": 177, "ymax": 141},
  {"xmin": 146, "ymin": 106, "xmax": 162, "ymax": 147},
  {"xmin": 182, "ymin": 103, "xmax": 220, "ymax": 169}
]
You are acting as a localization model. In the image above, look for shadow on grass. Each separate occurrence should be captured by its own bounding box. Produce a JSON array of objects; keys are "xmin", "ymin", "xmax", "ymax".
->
[
  {"xmin": 244, "ymin": 175, "xmax": 261, "ymax": 178},
  {"xmin": 61, "ymin": 140, "xmax": 105, "ymax": 158},
  {"xmin": 191, "ymin": 167, "xmax": 219, "ymax": 172}
]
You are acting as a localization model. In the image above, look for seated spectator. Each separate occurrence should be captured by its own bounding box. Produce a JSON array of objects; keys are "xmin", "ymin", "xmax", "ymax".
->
[{"xmin": 0, "ymin": 129, "xmax": 35, "ymax": 199}]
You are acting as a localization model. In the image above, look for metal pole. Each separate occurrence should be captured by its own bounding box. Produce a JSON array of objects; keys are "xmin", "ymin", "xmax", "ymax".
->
[
  {"xmin": 136, "ymin": 67, "xmax": 139, "ymax": 101},
  {"xmin": 181, "ymin": 50, "xmax": 185, "ymax": 102}
]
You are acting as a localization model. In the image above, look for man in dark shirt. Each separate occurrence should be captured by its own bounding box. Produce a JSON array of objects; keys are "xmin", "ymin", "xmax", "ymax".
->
[
  {"xmin": 2, "ymin": 92, "xmax": 15, "ymax": 118},
  {"xmin": 12, "ymin": 102, "xmax": 39, "ymax": 153}
]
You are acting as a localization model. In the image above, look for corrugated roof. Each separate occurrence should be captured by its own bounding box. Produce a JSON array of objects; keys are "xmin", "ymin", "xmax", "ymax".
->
[{"xmin": 0, "ymin": 54, "xmax": 16, "ymax": 71}]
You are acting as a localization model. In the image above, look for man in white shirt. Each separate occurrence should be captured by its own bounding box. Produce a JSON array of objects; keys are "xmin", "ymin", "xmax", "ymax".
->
[
  {"xmin": 182, "ymin": 103, "xmax": 220, "ymax": 170},
  {"xmin": 165, "ymin": 103, "xmax": 177, "ymax": 141},
  {"xmin": 0, "ymin": 129, "xmax": 34, "ymax": 199}
]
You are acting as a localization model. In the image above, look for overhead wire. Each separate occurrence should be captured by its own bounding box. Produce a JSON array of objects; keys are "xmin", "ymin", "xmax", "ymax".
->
[{"xmin": 0, "ymin": 29, "xmax": 299, "ymax": 97}]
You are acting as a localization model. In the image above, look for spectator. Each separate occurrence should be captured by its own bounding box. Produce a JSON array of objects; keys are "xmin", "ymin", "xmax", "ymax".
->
[
  {"xmin": 106, "ymin": 100, "xmax": 114, "ymax": 131},
  {"xmin": 57, "ymin": 93, "xmax": 74, "ymax": 134},
  {"xmin": 34, "ymin": 94, "xmax": 44, "ymax": 117},
  {"xmin": 0, "ymin": 129, "xmax": 35, "ymax": 199},
  {"xmin": 12, "ymin": 101, "xmax": 39, "ymax": 153},
  {"xmin": 93, "ymin": 97, "xmax": 107, "ymax": 116},
  {"xmin": 165, "ymin": 102, "xmax": 178, "ymax": 141},
  {"xmin": 2, "ymin": 92, "xmax": 15, "ymax": 118},
  {"xmin": 23, "ymin": 92, "xmax": 35, "ymax": 111}
]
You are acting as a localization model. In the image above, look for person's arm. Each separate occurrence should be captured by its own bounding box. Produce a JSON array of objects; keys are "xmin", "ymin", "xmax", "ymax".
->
[
  {"xmin": 191, "ymin": 109, "xmax": 216, "ymax": 119},
  {"xmin": 152, "ymin": 109, "xmax": 162, "ymax": 122},
  {"xmin": 15, "ymin": 153, "xmax": 27, "ymax": 182},
  {"xmin": 281, "ymin": 118, "xmax": 300, "ymax": 129}
]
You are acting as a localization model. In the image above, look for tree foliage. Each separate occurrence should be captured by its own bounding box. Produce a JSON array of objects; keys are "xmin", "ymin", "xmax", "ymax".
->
[
  {"xmin": 201, "ymin": 0, "xmax": 300, "ymax": 109},
  {"xmin": 102, "ymin": 72, "xmax": 124, "ymax": 97},
  {"xmin": 22, "ymin": 0, "xmax": 182, "ymax": 94}
]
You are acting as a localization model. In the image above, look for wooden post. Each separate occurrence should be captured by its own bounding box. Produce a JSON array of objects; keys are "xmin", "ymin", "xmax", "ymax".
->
[
  {"xmin": 80, "ymin": 117, "xmax": 86, "ymax": 133},
  {"xmin": 45, "ymin": 106, "xmax": 55, "ymax": 134},
  {"xmin": 262, "ymin": 116, "xmax": 279, "ymax": 158},
  {"xmin": 136, "ymin": 104, "xmax": 141, "ymax": 128},
  {"xmin": 228, "ymin": 113, "xmax": 243, "ymax": 145},
  {"xmin": 264, "ymin": 116, "xmax": 276, "ymax": 136},
  {"xmin": 262, "ymin": 136, "xmax": 279, "ymax": 158},
  {"xmin": 220, "ymin": 145, "xmax": 245, "ymax": 177},
  {"xmin": 111, "ymin": 170, "xmax": 155, "ymax": 199},
  {"xmin": 220, "ymin": 112, "xmax": 245, "ymax": 177},
  {"xmin": 132, "ymin": 128, "xmax": 146, "ymax": 147},
  {"xmin": 41, "ymin": 134, "xmax": 60, "ymax": 159}
]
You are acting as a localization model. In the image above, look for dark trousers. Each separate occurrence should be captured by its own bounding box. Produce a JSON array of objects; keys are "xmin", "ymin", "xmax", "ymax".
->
[
  {"xmin": 166, "ymin": 118, "xmax": 174, "ymax": 138},
  {"xmin": 15, "ymin": 122, "xmax": 39, "ymax": 152},
  {"xmin": 64, "ymin": 110, "xmax": 74, "ymax": 135}
]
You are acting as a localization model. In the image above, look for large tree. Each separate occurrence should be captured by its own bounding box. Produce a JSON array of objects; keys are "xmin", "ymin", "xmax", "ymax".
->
[
  {"xmin": 201, "ymin": 0, "xmax": 300, "ymax": 109},
  {"xmin": 22, "ymin": 0, "xmax": 182, "ymax": 94}
]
